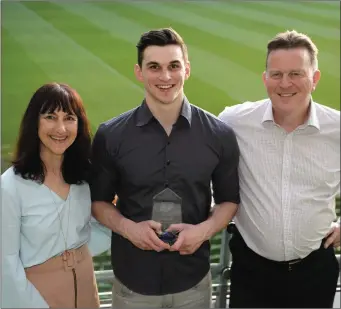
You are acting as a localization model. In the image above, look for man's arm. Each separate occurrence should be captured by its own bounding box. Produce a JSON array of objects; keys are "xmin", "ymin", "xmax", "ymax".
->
[
  {"xmin": 90, "ymin": 125, "xmax": 170, "ymax": 252},
  {"xmin": 92, "ymin": 201, "xmax": 170, "ymax": 251},
  {"xmin": 202, "ymin": 122, "xmax": 240, "ymax": 237},
  {"xmin": 91, "ymin": 201, "xmax": 131, "ymax": 238},
  {"xmin": 198, "ymin": 201, "xmax": 238, "ymax": 240}
]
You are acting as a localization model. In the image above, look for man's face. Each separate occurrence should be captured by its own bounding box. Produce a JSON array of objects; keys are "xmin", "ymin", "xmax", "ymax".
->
[
  {"xmin": 134, "ymin": 45, "xmax": 190, "ymax": 106},
  {"xmin": 263, "ymin": 48, "xmax": 320, "ymax": 115}
]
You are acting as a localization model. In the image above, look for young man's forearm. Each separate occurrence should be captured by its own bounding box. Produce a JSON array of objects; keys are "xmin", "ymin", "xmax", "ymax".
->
[
  {"xmin": 198, "ymin": 202, "xmax": 238, "ymax": 240},
  {"xmin": 91, "ymin": 201, "xmax": 134, "ymax": 239}
]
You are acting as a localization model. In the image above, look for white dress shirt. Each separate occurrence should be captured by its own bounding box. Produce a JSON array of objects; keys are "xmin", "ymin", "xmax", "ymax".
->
[
  {"xmin": 1, "ymin": 167, "xmax": 112, "ymax": 308},
  {"xmin": 219, "ymin": 99, "xmax": 340, "ymax": 261}
]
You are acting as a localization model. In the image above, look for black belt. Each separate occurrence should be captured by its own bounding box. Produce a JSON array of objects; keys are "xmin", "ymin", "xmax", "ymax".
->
[
  {"xmin": 276, "ymin": 258, "xmax": 302, "ymax": 265},
  {"xmin": 227, "ymin": 222, "xmax": 327, "ymax": 271},
  {"xmin": 272, "ymin": 257, "xmax": 303, "ymax": 271}
]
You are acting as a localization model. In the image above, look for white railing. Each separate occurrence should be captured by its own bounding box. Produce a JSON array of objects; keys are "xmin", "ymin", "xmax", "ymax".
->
[{"xmin": 94, "ymin": 227, "xmax": 340, "ymax": 308}]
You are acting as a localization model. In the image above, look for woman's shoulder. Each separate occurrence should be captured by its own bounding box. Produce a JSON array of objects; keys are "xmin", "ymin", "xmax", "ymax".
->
[
  {"xmin": 73, "ymin": 181, "xmax": 91, "ymax": 197},
  {"xmin": 1, "ymin": 166, "xmax": 39, "ymax": 195},
  {"xmin": 1, "ymin": 167, "xmax": 18, "ymax": 192}
]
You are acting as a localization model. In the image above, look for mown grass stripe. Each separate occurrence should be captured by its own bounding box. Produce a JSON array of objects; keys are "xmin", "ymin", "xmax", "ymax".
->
[
  {"xmin": 14, "ymin": 2, "xmax": 143, "ymax": 125},
  {"xmin": 97, "ymin": 3, "xmax": 265, "ymax": 74},
  {"xmin": 126, "ymin": 1, "xmax": 340, "ymax": 85},
  {"xmin": 56, "ymin": 2, "xmax": 239, "ymax": 113},
  {"xmin": 190, "ymin": 1, "xmax": 339, "ymax": 53},
  {"xmin": 189, "ymin": 1, "xmax": 339, "ymax": 79},
  {"xmin": 189, "ymin": 47, "xmax": 267, "ymax": 103},
  {"xmin": 251, "ymin": 1, "xmax": 340, "ymax": 24},
  {"xmin": 1, "ymin": 26, "xmax": 52, "ymax": 150},
  {"xmin": 56, "ymin": 2, "xmax": 145, "ymax": 46},
  {"xmin": 23, "ymin": 1, "xmax": 141, "ymax": 88},
  {"xmin": 95, "ymin": 0, "xmax": 262, "ymax": 75},
  {"xmin": 117, "ymin": 1, "xmax": 339, "ymax": 109},
  {"xmin": 281, "ymin": 0, "xmax": 340, "ymax": 10},
  {"xmin": 128, "ymin": 1, "xmax": 271, "ymax": 52},
  {"xmin": 217, "ymin": 1, "xmax": 340, "ymax": 40},
  {"xmin": 313, "ymin": 76, "xmax": 340, "ymax": 108},
  {"xmin": 125, "ymin": 1, "xmax": 339, "ymax": 79},
  {"xmin": 89, "ymin": 2, "xmax": 265, "ymax": 103}
]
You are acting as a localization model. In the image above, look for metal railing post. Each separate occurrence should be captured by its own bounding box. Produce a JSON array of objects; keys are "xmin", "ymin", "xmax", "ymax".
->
[{"xmin": 215, "ymin": 226, "xmax": 233, "ymax": 308}]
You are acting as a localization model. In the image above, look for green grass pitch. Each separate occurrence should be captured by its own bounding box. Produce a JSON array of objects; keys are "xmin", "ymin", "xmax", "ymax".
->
[{"xmin": 2, "ymin": 1, "xmax": 340, "ymax": 171}]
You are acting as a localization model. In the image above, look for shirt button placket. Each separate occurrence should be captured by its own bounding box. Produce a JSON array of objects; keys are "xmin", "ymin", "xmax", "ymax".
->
[
  {"xmin": 164, "ymin": 139, "xmax": 170, "ymax": 188},
  {"xmin": 282, "ymin": 133, "xmax": 293, "ymax": 259}
]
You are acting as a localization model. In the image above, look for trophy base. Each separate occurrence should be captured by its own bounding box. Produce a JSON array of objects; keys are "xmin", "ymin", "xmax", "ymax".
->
[{"xmin": 157, "ymin": 231, "xmax": 179, "ymax": 246}]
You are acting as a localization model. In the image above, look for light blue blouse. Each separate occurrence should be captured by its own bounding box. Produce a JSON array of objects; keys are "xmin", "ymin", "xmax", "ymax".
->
[{"xmin": 1, "ymin": 167, "xmax": 112, "ymax": 308}]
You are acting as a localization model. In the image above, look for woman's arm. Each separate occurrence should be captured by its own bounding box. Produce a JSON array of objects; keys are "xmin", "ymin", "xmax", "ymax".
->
[
  {"xmin": 87, "ymin": 215, "xmax": 112, "ymax": 256},
  {"xmin": 1, "ymin": 189, "xmax": 49, "ymax": 308}
]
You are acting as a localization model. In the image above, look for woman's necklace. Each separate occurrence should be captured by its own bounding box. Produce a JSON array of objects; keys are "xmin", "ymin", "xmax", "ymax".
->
[{"xmin": 49, "ymin": 186, "xmax": 72, "ymax": 261}]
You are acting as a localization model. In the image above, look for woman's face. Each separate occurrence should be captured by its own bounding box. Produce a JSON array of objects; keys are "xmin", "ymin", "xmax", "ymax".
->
[{"xmin": 38, "ymin": 109, "xmax": 78, "ymax": 157}]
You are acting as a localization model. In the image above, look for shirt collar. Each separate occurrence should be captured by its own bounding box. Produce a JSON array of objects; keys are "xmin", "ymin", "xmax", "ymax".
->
[
  {"xmin": 261, "ymin": 99, "xmax": 274, "ymax": 123},
  {"xmin": 135, "ymin": 99, "xmax": 153, "ymax": 127},
  {"xmin": 135, "ymin": 96, "xmax": 192, "ymax": 127},
  {"xmin": 180, "ymin": 96, "xmax": 192, "ymax": 126},
  {"xmin": 305, "ymin": 101, "xmax": 320, "ymax": 130},
  {"xmin": 261, "ymin": 99, "xmax": 320, "ymax": 130}
]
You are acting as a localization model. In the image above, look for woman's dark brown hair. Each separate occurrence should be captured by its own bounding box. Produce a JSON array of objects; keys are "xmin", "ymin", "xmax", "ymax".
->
[{"xmin": 12, "ymin": 82, "xmax": 92, "ymax": 184}]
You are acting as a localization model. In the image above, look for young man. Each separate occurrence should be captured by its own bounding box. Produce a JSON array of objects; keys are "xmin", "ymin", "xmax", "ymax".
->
[
  {"xmin": 90, "ymin": 28, "xmax": 240, "ymax": 308},
  {"xmin": 219, "ymin": 30, "xmax": 340, "ymax": 308}
]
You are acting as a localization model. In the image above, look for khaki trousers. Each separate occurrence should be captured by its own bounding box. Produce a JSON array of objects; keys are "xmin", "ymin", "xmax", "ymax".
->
[
  {"xmin": 112, "ymin": 271, "xmax": 212, "ymax": 308},
  {"xmin": 25, "ymin": 244, "xmax": 100, "ymax": 308}
]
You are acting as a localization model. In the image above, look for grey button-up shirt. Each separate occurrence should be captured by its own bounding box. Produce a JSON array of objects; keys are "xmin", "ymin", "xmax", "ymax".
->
[{"xmin": 91, "ymin": 97, "xmax": 240, "ymax": 295}]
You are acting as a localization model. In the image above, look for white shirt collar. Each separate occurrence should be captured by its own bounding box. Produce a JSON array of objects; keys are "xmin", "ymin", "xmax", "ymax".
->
[{"xmin": 261, "ymin": 98, "xmax": 320, "ymax": 131}]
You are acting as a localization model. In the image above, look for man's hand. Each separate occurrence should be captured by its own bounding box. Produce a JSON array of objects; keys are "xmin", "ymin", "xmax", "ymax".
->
[
  {"xmin": 125, "ymin": 220, "xmax": 171, "ymax": 252},
  {"xmin": 324, "ymin": 222, "xmax": 340, "ymax": 249},
  {"xmin": 166, "ymin": 223, "xmax": 207, "ymax": 255}
]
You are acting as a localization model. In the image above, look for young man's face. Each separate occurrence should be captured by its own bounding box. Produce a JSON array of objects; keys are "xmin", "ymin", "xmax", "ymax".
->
[
  {"xmin": 135, "ymin": 44, "xmax": 190, "ymax": 106},
  {"xmin": 262, "ymin": 47, "xmax": 320, "ymax": 116}
]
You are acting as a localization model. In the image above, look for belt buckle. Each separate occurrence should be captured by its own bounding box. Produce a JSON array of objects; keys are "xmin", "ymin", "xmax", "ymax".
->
[{"xmin": 288, "ymin": 259, "xmax": 301, "ymax": 271}]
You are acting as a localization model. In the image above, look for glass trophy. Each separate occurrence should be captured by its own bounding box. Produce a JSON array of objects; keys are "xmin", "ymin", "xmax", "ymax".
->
[{"xmin": 152, "ymin": 188, "xmax": 182, "ymax": 245}]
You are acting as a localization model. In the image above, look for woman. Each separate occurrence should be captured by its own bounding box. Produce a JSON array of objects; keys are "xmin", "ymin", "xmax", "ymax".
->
[{"xmin": 1, "ymin": 83, "xmax": 111, "ymax": 308}]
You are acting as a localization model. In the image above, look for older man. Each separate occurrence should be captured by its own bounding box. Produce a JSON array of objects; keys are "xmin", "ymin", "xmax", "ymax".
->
[{"xmin": 219, "ymin": 30, "xmax": 340, "ymax": 308}]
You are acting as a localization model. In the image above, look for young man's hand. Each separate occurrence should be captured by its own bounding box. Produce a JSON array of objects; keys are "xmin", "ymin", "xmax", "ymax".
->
[
  {"xmin": 125, "ymin": 220, "xmax": 171, "ymax": 252},
  {"xmin": 166, "ymin": 223, "xmax": 207, "ymax": 255}
]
